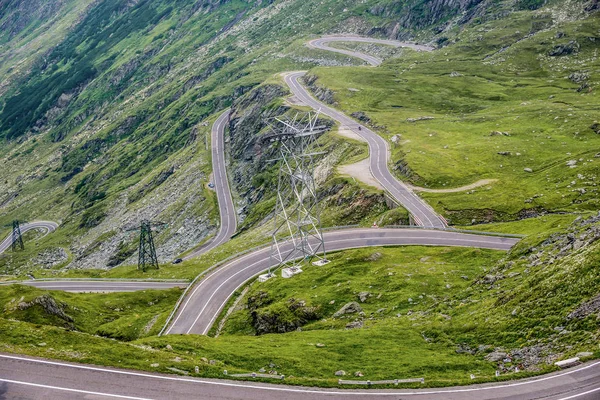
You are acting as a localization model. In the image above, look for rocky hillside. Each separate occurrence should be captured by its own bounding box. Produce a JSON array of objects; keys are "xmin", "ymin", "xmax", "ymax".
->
[{"xmin": 0, "ymin": 0, "xmax": 598, "ymax": 272}]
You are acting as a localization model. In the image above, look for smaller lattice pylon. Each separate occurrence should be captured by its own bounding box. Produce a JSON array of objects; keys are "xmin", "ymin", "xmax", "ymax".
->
[
  {"xmin": 11, "ymin": 220, "xmax": 24, "ymax": 252},
  {"xmin": 137, "ymin": 220, "xmax": 166, "ymax": 272}
]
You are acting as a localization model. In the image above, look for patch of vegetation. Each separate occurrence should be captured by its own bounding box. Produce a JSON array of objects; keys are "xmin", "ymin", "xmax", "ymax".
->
[{"xmin": 0, "ymin": 284, "xmax": 181, "ymax": 341}]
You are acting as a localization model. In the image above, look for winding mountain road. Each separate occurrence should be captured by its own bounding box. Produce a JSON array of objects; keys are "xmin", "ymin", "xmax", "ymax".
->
[
  {"xmin": 0, "ymin": 221, "xmax": 58, "ymax": 255},
  {"xmin": 183, "ymin": 109, "xmax": 237, "ymax": 260},
  {"xmin": 2, "ymin": 36, "xmax": 591, "ymax": 400},
  {"xmin": 284, "ymin": 71, "xmax": 446, "ymax": 228},
  {"xmin": 1, "ymin": 354, "xmax": 598, "ymax": 400},
  {"xmin": 165, "ymin": 228, "xmax": 518, "ymax": 335},
  {"xmin": 308, "ymin": 36, "xmax": 433, "ymax": 66}
]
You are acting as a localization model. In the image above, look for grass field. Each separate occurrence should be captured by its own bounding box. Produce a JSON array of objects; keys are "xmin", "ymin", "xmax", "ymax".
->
[{"xmin": 307, "ymin": 11, "xmax": 600, "ymax": 224}]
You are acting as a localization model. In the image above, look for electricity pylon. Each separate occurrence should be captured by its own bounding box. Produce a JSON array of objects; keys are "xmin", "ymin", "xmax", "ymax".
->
[
  {"xmin": 263, "ymin": 111, "xmax": 329, "ymax": 276},
  {"xmin": 12, "ymin": 220, "xmax": 24, "ymax": 252},
  {"xmin": 137, "ymin": 220, "xmax": 165, "ymax": 272}
]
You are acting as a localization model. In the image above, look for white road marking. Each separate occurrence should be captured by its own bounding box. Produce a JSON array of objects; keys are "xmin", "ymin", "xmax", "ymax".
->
[
  {"xmin": 179, "ymin": 234, "xmax": 516, "ymax": 334},
  {"xmin": 0, "ymin": 377, "xmax": 153, "ymax": 400},
  {"xmin": 1, "ymin": 355, "xmax": 598, "ymax": 397},
  {"xmin": 557, "ymin": 386, "xmax": 600, "ymax": 400}
]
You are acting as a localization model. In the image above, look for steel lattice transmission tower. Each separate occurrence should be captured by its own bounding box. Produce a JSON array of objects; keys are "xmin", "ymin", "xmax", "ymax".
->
[
  {"xmin": 137, "ymin": 220, "xmax": 161, "ymax": 272},
  {"xmin": 11, "ymin": 220, "xmax": 24, "ymax": 252},
  {"xmin": 264, "ymin": 111, "xmax": 329, "ymax": 277}
]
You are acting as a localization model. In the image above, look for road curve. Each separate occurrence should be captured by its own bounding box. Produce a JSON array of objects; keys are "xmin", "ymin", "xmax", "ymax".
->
[
  {"xmin": 165, "ymin": 228, "xmax": 518, "ymax": 335},
  {"xmin": 0, "ymin": 221, "xmax": 59, "ymax": 255},
  {"xmin": 1, "ymin": 353, "xmax": 599, "ymax": 400},
  {"xmin": 284, "ymin": 71, "xmax": 446, "ymax": 228},
  {"xmin": 0, "ymin": 280, "xmax": 188, "ymax": 293},
  {"xmin": 183, "ymin": 110, "xmax": 237, "ymax": 260},
  {"xmin": 308, "ymin": 36, "xmax": 434, "ymax": 66}
]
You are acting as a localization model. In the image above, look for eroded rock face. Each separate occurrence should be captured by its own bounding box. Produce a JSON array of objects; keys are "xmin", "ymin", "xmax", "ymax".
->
[
  {"xmin": 549, "ymin": 41, "xmax": 580, "ymax": 56},
  {"xmin": 567, "ymin": 294, "xmax": 600, "ymax": 320},
  {"xmin": 248, "ymin": 294, "xmax": 321, "ymax": 335},
  {"xmin": 18, "ymin": 294, "xmax": 73, "ymax": 323}
]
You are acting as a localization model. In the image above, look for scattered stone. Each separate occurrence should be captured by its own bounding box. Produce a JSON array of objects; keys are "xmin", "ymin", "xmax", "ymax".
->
[
  {"xmin": 173, "ymin": 357, "xmax": 182, "ymax": 363},
  {"xmin": 567, "ymin": 160, "xmax": 578, "ymax": 167},
  {"xmin": 209, "ymin": 360, "xmax": 216, "ymax": 365},
  {"xmin": 450, "ymin": 71, "xmax": 462, "ymax": 77},
  {"xmin": 569, "ymin": 72, "xmax": 589, "ymax": 83},
  {"xmin": 497, "ymin": 151, "xmax": 511, "ymax": 156},
  {"xmin": 167, "ymin": 367, "xmax": 188, "ymax": 375},
  {"xmin": 485, "ymin": 351, "xmax": 508, "ymax": 362},
  {"xmin": 358, "ymin": 292, "xmax": 371, "ymax": 303},
  {"xmin": 259, "ymin": 368, "xmax": 266, "ymax": 373},
  {"xmin": 345, "ymin": 320, "xmax": 364, "ymax": 329},
  {"xmin": 590, "ymin": 122, "xmax": 600, "ymax": 134},
  {"xmin": 201, "ymin": 357, "xmax": 208, "ymax": 364},
  {"xmin": 166, "ymin": 345, "xmax": 173, "ymax": 351},
  {"xmin": 524, "ymin": 168, "xmax": 533, "ymax": 173},
  {"xmin": 150, "ymin": 363, "xmax": 160, "ymax": 368},
  {"xmin": 333, "ymin": 302, "xmax": 363, "ymax": 317},
  {"xmin": 350, "ymin": 111, "xmax": 371, "ymax": 123},
  {"xmin": 366, "ymin": 252, "xmax": 382, "ymax": 261},
  {"xmin": 490, "ymin": 131, "xmax": 510, "ymax": 136},
  {"xmin": 407, "ymin": 116, "xmax": 434, "ymax": 123},
  {"xmin": 354, "ymin": 371, "xmax": 364, "ymax": 377},
  {"xmin": 195, "ymin": 366, "xmax": 200, "ymax": 374},
  {"xmin": 335, "ymin": 370, "xmax": 346, "ymax": 376},
  {"xmin": 567, "ymin": 293, "xmax": 600, "ymax": 319},
  {"xmin": 576, "ymin": 352, "xmax": 593, "ymax": 358},
  {"xmin": 329, "ymin": 300, "xmax": 335, "ymax": 305},
  {"xmin": 549, "ymin": 41, "xmax": 580, "ymax": 56},
  {"xmin": 316, "ymin": 343, "xmax": 325, "ymax": 348}
]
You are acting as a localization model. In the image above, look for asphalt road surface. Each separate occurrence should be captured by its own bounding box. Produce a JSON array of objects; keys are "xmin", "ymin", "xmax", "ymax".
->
[
  {"xmin": 183, "ymin": 110, "xmax": 237, "ymax": 260},
  {"xmin": 1, "ymin": 36, "xmax": 586, "ymax": 400},
  {"xmin": 308, "ymin": 36, "xmax": 433, "ymax": 66},
  {"xmin": 284, "ymin": 71, "xmax": 446, "ymax": 228},
  {"xmin": 0, "ymin": 279, "xmax": 188, "ymax": 293},
  {"xmin": 166, "ymin": 228, "xmax": 519, "ymax": 335},
  {"xmin": 0, "ymin": 221, "xmax": 59, "ymax": 255},
  {"xmin": 1, "ymin": 353, "xmax": 598, "ymax": 400}
]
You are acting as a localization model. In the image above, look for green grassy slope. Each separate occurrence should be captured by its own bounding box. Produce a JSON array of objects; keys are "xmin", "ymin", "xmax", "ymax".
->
[{"xmin": 308, "ymin": 7, "xmax": 600, "ymax": 224}]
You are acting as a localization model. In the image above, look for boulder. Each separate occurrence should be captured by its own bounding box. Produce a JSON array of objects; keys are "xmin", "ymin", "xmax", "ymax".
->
[
  {"xmin": 345, "ymin": 320, "xmax": 364, "ymax": 329},
  {"xmin": 358, "ymin": 292, "xmax": 371, "ymax": 303},
  {"xmin": 335, "ymin": 370, "xmax": 346, "ymax": 376},
  {"xmin": 333, "ymin": 302, "xmax": 363, "ymax": 317},
  {"xmin": 549, "ymin": 41, "xmax": 580, "ymax": 56},
  {"xmin": 485, "ymin": 351, "xmax": 508, "ymax": 362}
]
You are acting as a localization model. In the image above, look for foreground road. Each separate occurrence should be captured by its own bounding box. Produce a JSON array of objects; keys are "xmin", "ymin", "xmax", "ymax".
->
[
  {"xmin": 0, "ymin": 279, "xmax": 188, "ymax": 293},
  {"xmin": 284, "ymin": 71, "xmax": 446, "ymax": 228},
  {"xmin": 0, "ymin": 221, "xmax": 59, "ymax": 255},
  {"xmin": 0, "ymin": 353, "xmax": 598, "ymax": 400},
  {"xmin": 308, "ymin": 36, "xmax": 433, "ymax": 66},
  {"xmin": 165, "ymin": 228, "xmax": 518, "ymax": 335},
  {"xmin": 183, "ymin": 110, "xmax": 237, "ymax": 260}
]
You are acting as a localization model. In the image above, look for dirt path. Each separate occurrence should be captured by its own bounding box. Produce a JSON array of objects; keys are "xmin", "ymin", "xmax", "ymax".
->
[{"xmin": 407, "ymin": 179, "xmax": 498, "ymax": 193}]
